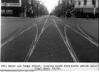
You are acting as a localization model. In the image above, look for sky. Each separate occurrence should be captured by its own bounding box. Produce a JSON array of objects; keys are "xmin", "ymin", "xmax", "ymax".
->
[{"xmin": 38, "ymin": 0, "xmax": 59, "ymax": 13}]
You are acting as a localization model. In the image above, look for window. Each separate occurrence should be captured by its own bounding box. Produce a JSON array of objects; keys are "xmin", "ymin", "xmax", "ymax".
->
[
  {"xmin": 92, "ymin": 0, "xmax": 96, "ymax": 6},
  {"xmin": 78, "ymin": 0, "xmax": 81, "ymax": 5},
  {"xmin": 84, "ymin": 0, "xmax": 87, "ymax": 5}
]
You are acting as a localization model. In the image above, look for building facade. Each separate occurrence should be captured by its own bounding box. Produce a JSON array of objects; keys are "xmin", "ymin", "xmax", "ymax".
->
[{"xmin": 74, "ymin": 0, "xmax": 98, "ymax": 8}]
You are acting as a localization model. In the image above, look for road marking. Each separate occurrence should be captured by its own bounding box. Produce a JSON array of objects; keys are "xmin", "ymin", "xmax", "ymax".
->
[
  {"xmin": 24, "ymin": 17, "xmax": 49, "ymax": 62},
  {"xmin": 1, "ymin": 25, "xmax": 34, "ymax": 48},
  {"xmin": 52, "ymin": 18, "xmax": 79, "ymax": 62}
]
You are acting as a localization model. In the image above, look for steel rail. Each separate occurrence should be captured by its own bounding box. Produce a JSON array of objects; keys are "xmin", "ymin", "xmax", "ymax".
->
[
  {"xmin": 24, "ymin": 17, "xmax": 49, "ymax": 62},
  {"xmin": 59, "ymin": 18, "xmax": 98, "ymax": 47},
  {"xmin": 52, "ymin": 18, "xmax": 79, "ymax": 62},
  {"xmin": 1, "ymin": 25, "xmax": 34, "ymax": 48},
  {"xmin": 77, "ymin": 24, "xmax": 98, "ymax": 47}
]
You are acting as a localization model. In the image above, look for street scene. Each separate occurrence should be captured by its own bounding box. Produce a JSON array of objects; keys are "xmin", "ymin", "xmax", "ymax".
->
[{"xmin": 1, "ymin": 0, "xmax": 99, "ymax": 62}]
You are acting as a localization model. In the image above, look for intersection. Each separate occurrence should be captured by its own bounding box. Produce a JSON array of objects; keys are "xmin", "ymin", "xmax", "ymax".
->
[{"xmin": 1, "ymin": 16, "xmax": 98, "ymax": 62}]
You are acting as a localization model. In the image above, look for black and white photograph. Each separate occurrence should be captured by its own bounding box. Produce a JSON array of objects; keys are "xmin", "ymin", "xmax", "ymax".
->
[{"xmin": 0, "ymin": 0, "xmax": 98, "ymax": 70}]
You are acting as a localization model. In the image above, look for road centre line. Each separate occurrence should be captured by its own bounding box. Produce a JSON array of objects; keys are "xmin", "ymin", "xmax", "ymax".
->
[
  {"xmin": 52, "ymin": 18, "xmax": 79, "ymax": 62},
  {"xmin": 24, "ymin": 18, "xmax": 49, "ymax": 62}
]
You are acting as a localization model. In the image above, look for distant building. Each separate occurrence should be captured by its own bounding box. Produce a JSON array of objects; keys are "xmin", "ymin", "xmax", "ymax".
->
[
  {"xmin": 74, "ymin": 0, "xmax": 98, "ymax": 8},
  {"xmin": 61, "ymin": 0, "xmax": 74, "ymax": 4},
  {"xmin": 74, "ymin": 0, "xmax": 99, "ymax": 16},
  {"xmin": 1, "ymin": 0, "xmax": 22, "ymax": 16}
]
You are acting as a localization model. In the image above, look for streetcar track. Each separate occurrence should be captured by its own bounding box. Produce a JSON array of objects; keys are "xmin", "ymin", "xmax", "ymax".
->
[
  {"xmin": 24, "ymin": 25, "xmax": 38, "ymax": 62},
  {"xmin": 52, "ymin": 18, "xmax": 79, "ymax": 62},
  {"xmin": 65, "ymin": 24, "xmax": 98, "ymax": 47},
  {"xmin": 2, "ymin": 16, "xmax": 98, "ymax": 62},
  {"xmin": 1, "ymin": 16, "xmax": 49, "ymax": 48},
  {"xmin": 57, "ymin": 17, "xmax": 98, "ymax": 47},
  {"xmin": 1, "ymin": 25, "xmax": 34, "ymax": 48},
  {"xmin": 54, "ymin": 16, "xmax": 98, "ymax": 47},
  {"xmin": 64, "ymin": 26, "xmax": 79, "ymax": 62},
  {"xmin": 77, "ymin": 25, "xmax": 98, "ymax": 47},
  {"xmin": 0, "ymin": 16, "xmax": 48, "ymax": 48},
  {"xmin": 24, "ymin": 18, "xmax": 49, "ymax": 62}
]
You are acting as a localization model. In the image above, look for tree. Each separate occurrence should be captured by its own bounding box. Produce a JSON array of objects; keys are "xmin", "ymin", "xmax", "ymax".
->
[
  {"xmin": 21, "ymin": 0, "xmax": 48, "ymax": 17},
  {"xmin": 52, "ymin": 0, "xmax": 74, "ymax": 17}
]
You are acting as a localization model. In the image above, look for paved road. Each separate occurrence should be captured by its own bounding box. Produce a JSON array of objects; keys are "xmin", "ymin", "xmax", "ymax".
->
[{"xmin": 1, "ymin": 16, "xmax": 98, "ymax": 62}]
